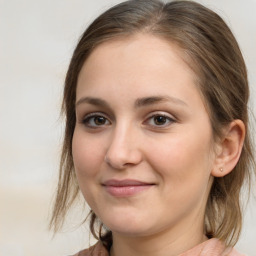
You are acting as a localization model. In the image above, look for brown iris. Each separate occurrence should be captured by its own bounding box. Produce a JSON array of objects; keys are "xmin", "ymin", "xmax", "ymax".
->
[
  {"xmin": 94, "ymin": 116, "xmax": 107, "ymax": 125},
  {"xmin": 154, "ymin": 116, "xmax": 167, "ymax": 125}
]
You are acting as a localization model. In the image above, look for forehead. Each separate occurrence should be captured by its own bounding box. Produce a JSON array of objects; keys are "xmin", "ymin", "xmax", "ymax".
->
[{"xmin": 77, "ymin": 33, "xmax": 198, "ymax": 93}]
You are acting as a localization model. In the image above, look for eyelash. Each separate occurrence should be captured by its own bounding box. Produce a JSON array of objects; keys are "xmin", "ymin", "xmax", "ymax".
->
[
  {"xmin": 144, "ymin": 113, "xmax": 176, "ymax": 128},
  {"xmin": 81, "ymin": 112, "xmax": 176, "ymax": 129},
  {"xmin": 82, "ymin": 112, "xmax": 111, "ymax": 128}
]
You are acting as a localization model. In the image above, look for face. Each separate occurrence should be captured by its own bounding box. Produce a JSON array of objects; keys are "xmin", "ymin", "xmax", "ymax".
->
[{"xmin": 72, "ymin": 34, "xmax": 217, "ymax": 238}]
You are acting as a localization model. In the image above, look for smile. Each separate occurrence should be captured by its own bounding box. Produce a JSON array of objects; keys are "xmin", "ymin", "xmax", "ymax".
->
[{"xmin": 102, "ymin": 179, "xmax": 155, "ymax": 197}]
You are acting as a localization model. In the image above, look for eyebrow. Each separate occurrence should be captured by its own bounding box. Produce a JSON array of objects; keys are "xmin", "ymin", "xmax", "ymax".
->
[
  {"xmin": 134, "ymin": 95, "xmax": 188, "ymax": 108},
  {"xmin": 75, "ymin": 95, "xmax": 188, "ymax": 108},
  {"xmin": 76, "ymin": 97, "xmax": 110, "ymax": 108}
]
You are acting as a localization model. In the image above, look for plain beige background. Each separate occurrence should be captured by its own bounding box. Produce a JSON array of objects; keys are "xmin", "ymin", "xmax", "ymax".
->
[{"xmin": 0, "ymin": 0, "xmax": 255, "ymax": 255}]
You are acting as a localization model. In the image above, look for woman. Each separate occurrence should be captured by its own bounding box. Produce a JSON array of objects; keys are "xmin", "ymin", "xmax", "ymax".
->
[{"xmin": 50, "ymin": 0, "xmax": 255, "ymax": 255}]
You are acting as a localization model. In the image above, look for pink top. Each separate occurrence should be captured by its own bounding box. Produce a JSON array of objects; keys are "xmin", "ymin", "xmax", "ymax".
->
[{"xmin": 73, "ymin": 238, "xmax": 246, "ymax": 256}]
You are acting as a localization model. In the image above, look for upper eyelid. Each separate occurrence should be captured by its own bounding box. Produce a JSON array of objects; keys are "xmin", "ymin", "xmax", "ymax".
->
[
  {"xmin": 79, "ymin": 110, "xmax": 177, "ymax": 122},
  {"xmin": 146, "ymin": 115, "xmax": 176, "ymax": 123},
  {"xmin": 83, "ymin": 111, "xmax": 110, "ymax": 120},
  {"xmin": 145, "ymin": 111, "xmax": 176, "ymax": 120}
]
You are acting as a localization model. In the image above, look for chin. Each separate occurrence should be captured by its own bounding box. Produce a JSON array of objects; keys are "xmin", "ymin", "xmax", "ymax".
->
[
  {"xmin": 102, "ymin": 215, "xmax": 156, "ymax": 237},
  {"xmin": 110, "ymin": 225, "xmax": 151, "ymax": 237}
]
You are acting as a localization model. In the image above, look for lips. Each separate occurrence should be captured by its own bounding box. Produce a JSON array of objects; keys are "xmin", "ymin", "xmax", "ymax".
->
[{"xmin": 102, "ymin": 179, "xmax": 155, "ymax": 197}]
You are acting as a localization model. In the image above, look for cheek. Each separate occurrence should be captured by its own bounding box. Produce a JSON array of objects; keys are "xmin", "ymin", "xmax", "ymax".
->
[
  {"xmin": 150, "ymin": 135, "xmax": 213, "ymax": 212},
  {"xmin": 147, "ymin": 129, "xmax": 214, "ymax": 186},
  {"xmin": 72, "ymin": 128, "xmax": 104, "ymax": 178},
  {"xmin": 72, "ymin": 129, "xmax": 106, "ymax": 209}
]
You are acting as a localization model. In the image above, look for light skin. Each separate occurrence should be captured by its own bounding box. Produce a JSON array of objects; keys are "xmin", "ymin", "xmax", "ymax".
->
[{"xmin": 72, "ymin": 34, "xmax": 245, "ymax": 256}]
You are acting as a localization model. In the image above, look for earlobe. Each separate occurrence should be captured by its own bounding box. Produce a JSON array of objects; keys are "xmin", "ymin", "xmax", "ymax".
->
[{"xmin": 211, "ymin": 120, "xmax": 245, "ymax": 178}]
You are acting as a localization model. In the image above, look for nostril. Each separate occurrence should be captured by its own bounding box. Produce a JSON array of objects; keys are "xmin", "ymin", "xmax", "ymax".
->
[
  {"xmin": 104, "ymin": 133, "xmax": 143, "ymax": 169},
  {"xmin": 104, "ymin": 149, "xmax": 143, "ymax": 170},
  {"xmin": 104, "ymin": 153, "xmax": 128, "ymax": 170}
]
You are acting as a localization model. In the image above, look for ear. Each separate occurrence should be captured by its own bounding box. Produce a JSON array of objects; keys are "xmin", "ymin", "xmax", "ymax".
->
[{"xmin": 211, "ymin": 120, "xmax": 245, "ymax": 177}]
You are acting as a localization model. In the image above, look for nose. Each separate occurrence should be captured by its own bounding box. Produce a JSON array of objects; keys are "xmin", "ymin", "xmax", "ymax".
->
[{"xmin": 104, "ymin": 124, "xmax": 143, "ymax": 170}]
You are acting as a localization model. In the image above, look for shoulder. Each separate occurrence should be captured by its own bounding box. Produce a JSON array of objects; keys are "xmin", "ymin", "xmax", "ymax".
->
[
  {"xmin": 202, "ymin": 238, "xmax": 246, "ymax": 256},
  {"xmin": 72, "ymin": 241, "xmax": 109, "ymax": 256},
  {"xmin": 226, "ymin": 247, "xmax": 247, "ymax": 256},
  {"xmin": 180, "ymin": 238, "xmax": 247, "ymax": 256}
]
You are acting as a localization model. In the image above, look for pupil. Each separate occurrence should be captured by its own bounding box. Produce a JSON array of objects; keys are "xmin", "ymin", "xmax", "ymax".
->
[
  {"xmin": 154, "ymin": 116, "xmax": 166, "ymax": 125},
  {"xmin": 95, "ymin": 116, "xmax": 105, "ymax": 125}
]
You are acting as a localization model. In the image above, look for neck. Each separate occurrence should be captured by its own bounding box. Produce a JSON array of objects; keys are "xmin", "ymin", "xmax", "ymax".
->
[{"xmin": 110, "ymin": 220, "xmax": 208, "ymax": 256}]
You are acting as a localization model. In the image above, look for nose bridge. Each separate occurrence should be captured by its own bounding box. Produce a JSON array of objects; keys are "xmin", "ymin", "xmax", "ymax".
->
[{"xmin": 105, "ymin": 120, "xmax": 142, "ymax": 169}]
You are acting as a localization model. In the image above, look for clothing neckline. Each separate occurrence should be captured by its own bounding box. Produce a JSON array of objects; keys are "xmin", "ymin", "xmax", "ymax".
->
[{"xmin": 76, "ymin": 238, "xmax": 243, "ymax": 256}]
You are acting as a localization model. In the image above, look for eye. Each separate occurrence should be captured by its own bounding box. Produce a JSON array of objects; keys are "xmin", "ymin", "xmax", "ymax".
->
[
  {"xmin": 82, "ymin": 113, "xmax": 111, "ymax": 128},
  {"xmin": 145, "ymin": 113, "xmax": 176, "ymax": 127},
  {"xmin": 153, "ymin": 116, "xmax": 168, "ymax": 125}
]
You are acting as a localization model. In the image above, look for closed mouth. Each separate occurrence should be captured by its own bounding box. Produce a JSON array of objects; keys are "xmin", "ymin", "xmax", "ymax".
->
[
  {"xmin": 102, "ymin": 179, "xmax": 155, "ymax": 197},
  {"xmin": 103, "ymin": 179, "xmax": 154, "ymax": 186}
]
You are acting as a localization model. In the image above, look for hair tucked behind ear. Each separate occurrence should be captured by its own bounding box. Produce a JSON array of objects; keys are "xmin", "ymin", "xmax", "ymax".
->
[{"xmin": 49, "ymin": 0, "xmax": 255, "ymax": 248}]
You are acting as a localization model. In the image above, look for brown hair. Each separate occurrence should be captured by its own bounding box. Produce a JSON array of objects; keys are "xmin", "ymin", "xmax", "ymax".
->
[{"xmin": 50, "ymin": 0, "xmax": 255, "ymax": 248}]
